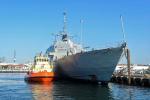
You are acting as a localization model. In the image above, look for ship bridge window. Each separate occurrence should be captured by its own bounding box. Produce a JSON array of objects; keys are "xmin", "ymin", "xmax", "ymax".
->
[
  {"xmin": 36, "ymin": 59, "xmax": 38, "ymax": 62},
  {"xmin": 44, "ymin": 59, "xmax": 47, "ymax": 62},
  {"xmin": 42, "ymin": 59, "xmax": 45, "ymax": 62},
  {"xmin": 39, "ymin": 59, "xmax": 42, "ymax": 62},
  {"xmin": 49, "ymin": 55, "xmax": 54, "ymax": 60}
]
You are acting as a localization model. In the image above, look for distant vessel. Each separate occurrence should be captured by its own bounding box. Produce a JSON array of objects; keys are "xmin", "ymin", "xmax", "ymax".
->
[
  {"xmin": 46, "ymin": 12, "xmax": 126, "ymax": 84},
  {"xmin": 25, "ymin": 54, "xmax": 54, "ymax": 83}
]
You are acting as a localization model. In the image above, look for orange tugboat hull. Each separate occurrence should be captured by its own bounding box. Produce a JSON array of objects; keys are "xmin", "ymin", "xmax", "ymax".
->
[{"xmin": 25, "ymin": 71, "xmax": 54, "ymax": 84}]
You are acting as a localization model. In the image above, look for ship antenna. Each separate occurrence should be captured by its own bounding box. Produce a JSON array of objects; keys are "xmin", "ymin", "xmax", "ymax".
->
[
  {"xmin": 120, "ymin": 15, "xmax": 126, "ymax": 43},
  {"xmin": 80, "ymin": 19, "xmax": 83, "ymax": 46},
  {"xmin": 63, "ymin": 12, "xmax": 67, "ymax": 34}
]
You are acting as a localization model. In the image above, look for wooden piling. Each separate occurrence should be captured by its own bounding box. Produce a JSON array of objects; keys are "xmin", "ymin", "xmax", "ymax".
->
[{"xmin": 127, "ymin": 48, "xmax": 131, "ymax": 85}]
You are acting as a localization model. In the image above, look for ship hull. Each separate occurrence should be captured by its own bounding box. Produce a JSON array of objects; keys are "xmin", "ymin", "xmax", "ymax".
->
[
  {"xmin": 25, "ymin": 71, "xmax": 54, "ymax": 84},
  {"xmin": 55, "ymin": 44, "xmax": 125, "ymax": 82}
]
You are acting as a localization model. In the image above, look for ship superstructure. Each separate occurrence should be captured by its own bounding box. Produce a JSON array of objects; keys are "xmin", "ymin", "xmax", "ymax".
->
[
  {"xmin": 46, "ymin": 12, "xmax": 84, "ymax": 61},
  {"xmin": 46, "ymin": 12, "xmax": 126, "ymax": 84}
]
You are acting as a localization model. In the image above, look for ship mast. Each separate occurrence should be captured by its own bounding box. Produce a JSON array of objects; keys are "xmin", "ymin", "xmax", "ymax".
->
[
  {"xmin": 63, "ymin": 12, "xmax": 67, "ymax": 34},
  {"xmin": 62, "ymin": 12, "xmax": 68, "ymax": 41}
]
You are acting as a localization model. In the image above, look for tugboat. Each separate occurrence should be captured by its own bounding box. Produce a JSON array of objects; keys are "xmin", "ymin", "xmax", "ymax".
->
[{"xmin": 25, "ymin": 53, "xmax": 54, "ymax": 84}]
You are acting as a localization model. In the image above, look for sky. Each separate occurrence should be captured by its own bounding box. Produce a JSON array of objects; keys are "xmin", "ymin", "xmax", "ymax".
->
[{"xmin": 0, "ymin": 0, "xmax": 150, "ymax": 64}]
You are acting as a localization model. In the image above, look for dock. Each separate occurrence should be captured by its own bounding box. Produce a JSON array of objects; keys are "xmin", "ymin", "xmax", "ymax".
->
[
  {"xmin": 0, "ymin": 69, "xmax": 28, "ymax": 73},
  {"xmin": 0, "ymin": 63, "xmax": 30, "ymax": 73},
  {"xmin": 112, "ymin": 64, "xmax": 150, "ymax": 87},
  {"xmin": 111, "ymin": 75, "xmax": 150, "ymax": 87},
  {"xmin": 111, "ymin": 47, "xmax": 150, "ymax": 87}
]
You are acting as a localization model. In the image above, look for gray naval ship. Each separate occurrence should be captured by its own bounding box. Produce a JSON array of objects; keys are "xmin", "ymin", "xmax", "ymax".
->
[{"xmin": 46, "ymin": 12, "xmax": 126, "ymax": 84}]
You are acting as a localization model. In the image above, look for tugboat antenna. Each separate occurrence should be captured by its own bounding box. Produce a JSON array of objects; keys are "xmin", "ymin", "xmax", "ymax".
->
[{"xmin": 120, "ymin": 15, "xmax": 126, "ymax": 42}]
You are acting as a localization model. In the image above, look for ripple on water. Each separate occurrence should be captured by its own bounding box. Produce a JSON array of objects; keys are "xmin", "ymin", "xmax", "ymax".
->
[
  {"xmin": 0, "ymin": 73, "xmax": 149, "ymax": 100},
  {"xmin": 109, "ymin": 83, "xmax": 150, "ymax": 100}
]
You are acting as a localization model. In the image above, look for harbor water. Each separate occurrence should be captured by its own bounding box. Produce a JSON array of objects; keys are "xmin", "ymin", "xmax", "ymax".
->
[{"xmin": 0, "ymin": 73, "xmax": 149, "ymax": 100}]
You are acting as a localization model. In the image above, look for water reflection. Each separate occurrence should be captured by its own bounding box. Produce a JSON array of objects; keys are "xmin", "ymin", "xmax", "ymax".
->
[
  {"xmin": 0, "ymin": 73, "xmax": 149, "ymax": 100},
  {"xmin": 28, "ymin": 83, "xmax": 54, "ymax": 100},
  {"xmin": 53, "ymin": 81, "xmax": 112, "ymax": 100},
  {"xmin": 28, "ymin": 81, "xmax": 113, "ymax": 100},
  {"xmin": 109, "ymin": 83, "xmax": 150, "ymax": 100}
]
